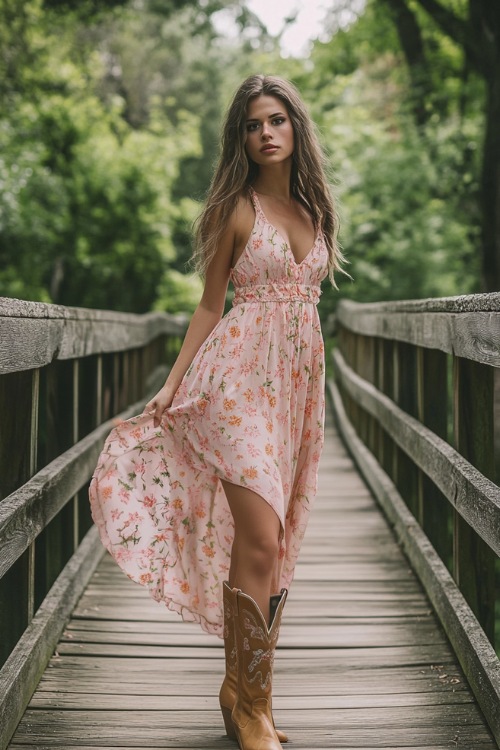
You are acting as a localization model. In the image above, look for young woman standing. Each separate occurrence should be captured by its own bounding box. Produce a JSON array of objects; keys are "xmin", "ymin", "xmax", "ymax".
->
[{"xmin": 90, "ymin": 73, "xmax": 345, "ymax": 749}]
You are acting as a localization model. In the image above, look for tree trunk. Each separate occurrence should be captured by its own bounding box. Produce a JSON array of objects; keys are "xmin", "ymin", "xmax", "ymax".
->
[
  {"xmin": 384, "ymin": 0, "xmax": 500, "ymax": 291},
  {"xmin": 382, "ymin": 0, "xmax": 431, "ymax": 126},
  {"xmin": 481, "ymin": 63, "xmax": 500, "ymax": 291}
]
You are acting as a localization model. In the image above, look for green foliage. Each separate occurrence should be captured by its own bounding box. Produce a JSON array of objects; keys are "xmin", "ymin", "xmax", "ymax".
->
[
  {"xmin": 297, "ymin": 0, "xmax": 484, "ymax": 315},
  {"xmin": 154, "ymin": 268, "xmax": 203, "ymax": 314},
  {"xmin": 0, "ymin": 0, "xmax": 202, "ymax": 312},
  {"xmin": 0, "ymin": 0, "xmax": 488, "ymax": 318},
  {"xmin": 317, "ymin": 68, "xmax": 482, "ymax": 314}
]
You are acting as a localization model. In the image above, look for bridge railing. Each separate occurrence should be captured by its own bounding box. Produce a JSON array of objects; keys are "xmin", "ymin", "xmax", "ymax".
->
[
  {"xmin": 329, "ymin": 291, "xmax": 500, "ymax": 745},
  {"xmin": 0, "ymin": 297, "xmax": 188, "ymax": 749}
]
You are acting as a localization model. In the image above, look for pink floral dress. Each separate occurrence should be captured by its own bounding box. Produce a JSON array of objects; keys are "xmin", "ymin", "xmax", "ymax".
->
[{"xmin": 89, "ymin": 188, "xmax": 328, "ymax": 636}]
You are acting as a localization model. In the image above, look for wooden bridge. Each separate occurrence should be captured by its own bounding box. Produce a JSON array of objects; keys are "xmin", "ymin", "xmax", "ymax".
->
[{"xmin": 1, "ymin": 293, "xmax": 499, "ymax": 749}]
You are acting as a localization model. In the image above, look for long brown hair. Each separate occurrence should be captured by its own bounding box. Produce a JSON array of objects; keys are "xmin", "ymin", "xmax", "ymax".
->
[{"xmin": 193, "ymin": 74, "xmax": 347, "ymax": 286}]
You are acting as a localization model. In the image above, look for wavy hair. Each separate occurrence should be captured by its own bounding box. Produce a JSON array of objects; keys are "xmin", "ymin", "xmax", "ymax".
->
[{"xmin": 193, "ymin": 74, "xmax": 347, "ymax": 286}]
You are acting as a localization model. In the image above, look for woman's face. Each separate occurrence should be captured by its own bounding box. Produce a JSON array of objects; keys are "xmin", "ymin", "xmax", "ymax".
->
[{"xmin": 244, "ymin": 95, "xmax": 294, "ymax": 167}]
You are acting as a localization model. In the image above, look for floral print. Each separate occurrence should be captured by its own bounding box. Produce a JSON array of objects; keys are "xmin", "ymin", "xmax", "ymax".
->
[{"xmin": 89, "ymin": 189, "xmax": 328, "ymax": 637}]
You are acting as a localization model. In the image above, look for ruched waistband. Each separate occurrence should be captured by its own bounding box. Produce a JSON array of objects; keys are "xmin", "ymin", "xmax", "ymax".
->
[{"xmin": 233, "ymin": 283, "xmax": 321, "ymax": 305}]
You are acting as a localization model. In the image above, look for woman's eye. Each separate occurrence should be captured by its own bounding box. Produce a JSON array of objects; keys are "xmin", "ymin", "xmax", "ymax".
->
[
  {"xmin": 246, "ymin": 122, "xmax": 259, "ymax": 132},
  {"xmin": 272, "ymin": 117, "xmax": 285, "ymax": 125}
]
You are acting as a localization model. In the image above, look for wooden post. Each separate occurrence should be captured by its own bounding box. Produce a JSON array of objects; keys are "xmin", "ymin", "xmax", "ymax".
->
[
  {"xmin": 453, "ymin": 356, "xmax": 496, "ymax": 645},
  {"xmin": 27, "ymin": 369, "xmax": 39, "ymax": 623},
  {"xmin": 96, "ymin": 354, "xmax": 103, "ymax": 426},
  {"xmin": 122, "ymin": 351, "xmax": 129, "ymax": 411},
  {"xmin": 113, "ymin": 353, "xmax": 120, "ymax": 416},
  {"xmin": 378, "ymin": 339, "xmax": 394, "ymax": 478},
  {"xmin": 72, "ymin": 361, "xmax": 79, "ymax": 551},
  {"xmin": 393, "ymin": 342, "xmax": 419, "ymax": 516},
  {"xmin": 416, "ymin": 348, "xmax": 452, "ymax": 570},
  {"xmin": 0, "ymin": 370, "xmax": 34, "ymax": 667}
]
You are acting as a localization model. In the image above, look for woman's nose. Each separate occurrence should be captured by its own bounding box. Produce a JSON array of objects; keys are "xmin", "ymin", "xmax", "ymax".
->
[{"xmin": 261, "ymin": 123, "xmax": 272, "ymax": 139}]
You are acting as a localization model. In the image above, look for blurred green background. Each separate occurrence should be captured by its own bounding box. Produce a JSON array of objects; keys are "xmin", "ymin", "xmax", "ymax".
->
[{"xmin": 1, "ymin": 0, "xmax": 496, "ymax": 322}]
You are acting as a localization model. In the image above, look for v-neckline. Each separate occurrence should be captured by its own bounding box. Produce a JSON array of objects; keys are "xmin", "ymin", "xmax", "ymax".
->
[{"xmin": 251, "ymin": 188, "xmax": 318, "ymax": 267}]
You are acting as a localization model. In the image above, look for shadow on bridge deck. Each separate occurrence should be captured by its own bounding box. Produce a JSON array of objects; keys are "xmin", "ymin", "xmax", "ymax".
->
[{"xmin": 7, "ymin": 407, "xmax": 497, "ymax": 749}]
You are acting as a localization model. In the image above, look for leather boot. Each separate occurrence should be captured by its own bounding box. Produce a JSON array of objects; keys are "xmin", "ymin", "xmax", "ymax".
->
[
  {"xmin": 231, "ymin": 586, "xmax": 288, "ymax": 750},
  {"xmin": 219, "ymin": 582, "xmax": 288, "ymax": 743}
]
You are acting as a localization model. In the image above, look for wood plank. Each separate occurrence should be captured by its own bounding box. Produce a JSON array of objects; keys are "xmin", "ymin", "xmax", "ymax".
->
[
  {"xmin": 0, "ymin": 299, "xmax": 188, "ymax": 374},
  {"xmin": 336, "ymin": 296, "xmax": 500, "ymax": 367},
  {"xmin": 8, "ymin": 708, "xmax": 495, "ymax": 747},
  {"xmin": 29, "ymin": 691, "xmax": 474, "ymax": 710},
  {"xmin": 35, "ymin": 664, "xmax": 468, "ymax": 695}
]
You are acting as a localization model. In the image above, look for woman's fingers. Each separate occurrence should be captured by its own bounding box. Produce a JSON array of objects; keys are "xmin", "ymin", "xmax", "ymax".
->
[
  {"xmin": 144, "ymin": 386, "xmax": 174, "ymax": 427},
  {"xmin": 144, "ymin": 397, "xmax": 167, "ymax": 427},
  {"xmin": 153, "ymin": 402, "xmax": 164, "ymax": 427}
]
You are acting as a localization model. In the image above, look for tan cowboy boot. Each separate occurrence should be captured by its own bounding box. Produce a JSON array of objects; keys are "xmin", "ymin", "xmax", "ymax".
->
[
  {"xmin": 231, "ymin": 586, "xmax": 288, "ymax": 750},
  {"xmin": 219, "ymin": 582, "xmax": 288, "ymax": 743}
]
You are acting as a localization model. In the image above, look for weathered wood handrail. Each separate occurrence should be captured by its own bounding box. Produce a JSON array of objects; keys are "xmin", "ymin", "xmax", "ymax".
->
[
  {"xmin": 0, "ymin": 297, "xmax": 189, "ymax": 750},
  {"xmin": 329, "ymin": 291, "xmax": 500, "ymax": 745}
]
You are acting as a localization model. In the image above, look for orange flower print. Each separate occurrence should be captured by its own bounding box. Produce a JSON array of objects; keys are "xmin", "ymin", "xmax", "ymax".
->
[
  {"xmin": 224, "ymin": 398, "xmax": 236, "ymax": 411},
  {"xmin": 256, "ymin": 316, "xmax": 262, "ymax": 325},
  {"xmin": 102, "ymin": 486, "xmax": 113, "ymax": 500},
  {"xmin": 265, "ymin": 443, "xmax": 274, "ymax": 456},
  {"xmin": 139, "ymin": 572, "xmax": 153, "ymax": 584},
  {"xmin": 266, "ymin": 420, "xmax": 274, "ymax": 433},
  {"xmin": 180, "ymin": 581, "xmax": 190, "ymax": 594},
  {"xmin": 229, "ymin": 325, "xmax": 241, "ymax": 338},
  {"xmin": 267, "ymin": 395, "xmax": 277, "ymax": 408},
  {"xmin": 178, "ymin": 538, "xmax": 185, "ymax": 551},
  {"xmin": 172, "ymin": 498, "xmax": 183, "ymax": 510},
  {"xmin": 243, "ymin": 388, "xmax": 254, "ymax": 402},
  {"xmin": 243, "ymin": 466, "xmax": 258, "ymax": 480},
  {"xmin": 195, "ymin": 503, "xmax": 206, "ymax": 519},
  {"xmin": 228, "ymin": 415, "xmax": 242, "ymax": 427},
  {"xmin": 203, "ymin": 544, "xmax": 215, "ymax": 558}
]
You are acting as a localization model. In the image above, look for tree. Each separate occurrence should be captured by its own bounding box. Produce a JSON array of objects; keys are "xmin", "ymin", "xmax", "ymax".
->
[{"xmin": 381, "ymin": 0, "xmax": 500, "ymax": 291}]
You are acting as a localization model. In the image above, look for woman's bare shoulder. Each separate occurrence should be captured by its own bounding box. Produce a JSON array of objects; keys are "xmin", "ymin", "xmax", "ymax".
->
[{"xmin": 230, "ymin": 191, "xmax": 255, "ymax": 243}]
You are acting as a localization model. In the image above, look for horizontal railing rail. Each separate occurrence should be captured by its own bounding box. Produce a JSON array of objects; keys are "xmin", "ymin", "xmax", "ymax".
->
[
  {"xmin": 329, "ymin": 291, "xmax": 500, "ymax": 745},
  {"xmin": 0, "ymin": 297, "xmax": 189, "ymax": 750}
]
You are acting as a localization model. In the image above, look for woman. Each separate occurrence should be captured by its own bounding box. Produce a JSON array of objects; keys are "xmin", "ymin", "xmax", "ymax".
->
[{"xmin": 89, "ymin": 73, "xmax": 345, "ymax": 750}]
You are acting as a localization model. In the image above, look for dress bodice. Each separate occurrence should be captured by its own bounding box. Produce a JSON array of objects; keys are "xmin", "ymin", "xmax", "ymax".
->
[{"xmin": 229, "ymin": 189, "xmax": 329, "ymax": 302}]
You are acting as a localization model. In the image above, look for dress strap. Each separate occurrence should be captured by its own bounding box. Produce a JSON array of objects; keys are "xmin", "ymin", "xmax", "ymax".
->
[{"xmin": 248, "ymin": 187, "xmax": 266, "ymax": 223}]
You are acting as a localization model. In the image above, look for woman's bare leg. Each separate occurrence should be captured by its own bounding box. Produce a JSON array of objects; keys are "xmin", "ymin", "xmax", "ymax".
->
[{"xmin": 221, "ymin": 480, "xmax": 280, "ymax": 625}]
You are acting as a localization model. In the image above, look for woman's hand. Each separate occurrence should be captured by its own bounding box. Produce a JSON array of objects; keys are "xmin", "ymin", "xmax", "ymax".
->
[{"xmin": 144, "ymin": 383, "xmax": 177, "ymax": 427}]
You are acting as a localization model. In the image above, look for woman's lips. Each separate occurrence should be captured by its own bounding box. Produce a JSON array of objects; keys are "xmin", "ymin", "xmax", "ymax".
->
[{"xmin": 260, "ymin": 145, "xmax": 279, "ymax": 153}]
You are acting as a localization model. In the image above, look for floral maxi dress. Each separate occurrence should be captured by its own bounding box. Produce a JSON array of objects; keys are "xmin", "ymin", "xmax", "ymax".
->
[{"xmin": 89, "ymin": 189, "xmax": 329, "ymax": 637}]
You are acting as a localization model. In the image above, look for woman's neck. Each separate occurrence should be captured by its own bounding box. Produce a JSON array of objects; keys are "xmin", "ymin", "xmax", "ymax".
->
[{"xmin": 252, "ymin": 164, "xmax": 292, "ymax": 201}]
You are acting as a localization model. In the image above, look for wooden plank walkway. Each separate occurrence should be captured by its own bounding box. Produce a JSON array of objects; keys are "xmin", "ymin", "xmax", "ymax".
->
[{"xmin": 7, "ymin": 408, "xmax": 497, "ymax": 749}]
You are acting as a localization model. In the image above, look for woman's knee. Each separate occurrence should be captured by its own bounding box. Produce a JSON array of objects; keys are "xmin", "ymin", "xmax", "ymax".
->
[{"xmin": 237, "ymin": 532, "xmax": 280, "ymax": 578}]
